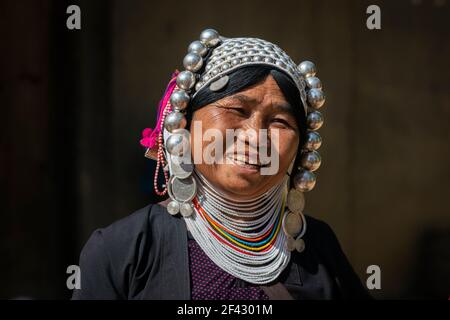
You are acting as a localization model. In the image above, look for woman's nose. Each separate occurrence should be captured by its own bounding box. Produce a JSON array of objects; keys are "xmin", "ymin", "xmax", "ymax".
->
[
  {"xmin": 238, "ymin": 112, "xmax": 269, "ymax": 147},
  {"xmin": 242, "ymin": 111, "xmax": 267, "ymax": 132}
]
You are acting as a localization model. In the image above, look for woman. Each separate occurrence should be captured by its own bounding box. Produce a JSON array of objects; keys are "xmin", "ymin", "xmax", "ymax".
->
[{"xmin": 72, "ymin": 29, "xmax": 371, "ymax": 300}]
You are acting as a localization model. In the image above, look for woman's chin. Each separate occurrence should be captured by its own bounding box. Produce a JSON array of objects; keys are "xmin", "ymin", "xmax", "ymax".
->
[
  {"xmin": 217, "ymin": 166, "xmax": 269, "ymax": 198},
  {"xmin": 195, "ymin": 164, "xmax": 275, "ymax": 199}
]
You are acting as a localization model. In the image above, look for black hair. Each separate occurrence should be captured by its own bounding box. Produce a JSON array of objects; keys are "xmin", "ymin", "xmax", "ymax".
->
[
  {"xmin": 186, "ymin": 66, "xmax": 307, "ymax": 180},
  {"xmin": 187, "ymin": 65, "xmax": 307, "ymax": 145}
]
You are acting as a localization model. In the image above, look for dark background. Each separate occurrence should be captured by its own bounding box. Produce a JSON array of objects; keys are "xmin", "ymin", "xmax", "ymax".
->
[{"xmin": 1, "ymin": 0, "xmax": 449, "ymax": 299}]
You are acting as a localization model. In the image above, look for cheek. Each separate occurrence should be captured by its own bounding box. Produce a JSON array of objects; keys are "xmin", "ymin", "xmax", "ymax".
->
[
  {"xmin": 191, "ymin": 109, "xmax": 238, "ymax": 150},
  {"xmin": 191, "ymin": 108, "xmax": 232, "ymax": 135},
  {"xmin": 276, "ymin": 132, "xmax": 299, "ymax": 167},
  {"xmin": 190, "ymin": 109, "xmax": 231, "ymax": 166}
]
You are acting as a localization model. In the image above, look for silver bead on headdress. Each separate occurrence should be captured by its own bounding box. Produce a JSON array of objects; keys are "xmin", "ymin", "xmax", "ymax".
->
[{"xmin": 158, "ymin": 29, "xmax": 326, "ymax": 252}]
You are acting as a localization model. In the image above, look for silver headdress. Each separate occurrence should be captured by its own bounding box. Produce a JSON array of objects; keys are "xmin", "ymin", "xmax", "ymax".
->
[{"xmin": 150, "ymin": 29, "xmax": 325, "ymax": 252}]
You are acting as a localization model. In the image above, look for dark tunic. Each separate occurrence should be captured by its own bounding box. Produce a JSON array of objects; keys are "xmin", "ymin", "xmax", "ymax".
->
[
  {"xmin": 71, "ymin": 203, "xmax": 372, "ymax": 300},
  {"xmin": 188, "ymin": 234, "xmax": 269, "ymax": 300}
]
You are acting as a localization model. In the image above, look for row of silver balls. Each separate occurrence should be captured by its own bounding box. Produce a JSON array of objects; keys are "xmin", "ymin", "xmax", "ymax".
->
[
  {"xmin": 294, "ymin": 60, "xmax": 326, "ymax": 192},
  {"xmin": 164, "ymin": 29, "xmax": 222, "ymax": 154},
  {"xmin": 164, "ymin": 29, "xmax": 222, "ymax": 216}
]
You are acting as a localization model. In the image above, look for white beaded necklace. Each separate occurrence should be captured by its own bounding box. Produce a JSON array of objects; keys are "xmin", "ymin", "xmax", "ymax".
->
[{"xmin": 184, "ymin": 170, "xmax": 291, "ymax": 285}]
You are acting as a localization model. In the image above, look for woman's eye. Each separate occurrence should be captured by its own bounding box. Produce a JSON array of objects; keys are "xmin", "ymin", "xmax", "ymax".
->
[
  {"xmin": 227, "ymin": 106, "xmax": 246, "ymax": 114},
  {"xmin": 272, "ymin": 118, "xmax": 289, "ymax": 126},
  {"xmin": 272, "ymin": 118, "xmax": 297, "ymax": 130}
]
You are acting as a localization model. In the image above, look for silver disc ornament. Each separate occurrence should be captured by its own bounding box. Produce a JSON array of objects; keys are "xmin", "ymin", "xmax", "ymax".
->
[
  {"xmin": 169, "ymin": 155, "xmax": 194, "ymax": 179},
  {"xmin": 286, "ymin": 236, "xmax": 296, "ymax": 251},
  {"xmin": 168, "ymin": 175, "xmax": 197, "ymax": 203},
  {"xmin": 287, "ymin": 188, "xmax": 305, "ymax": 213},
  {"xmin": 295, "ymin": 237, "xmax": 306, "ymax": 253},
  {"xmin": 283, "ymin": 211, "xmax": 303, "ymax": 236}
]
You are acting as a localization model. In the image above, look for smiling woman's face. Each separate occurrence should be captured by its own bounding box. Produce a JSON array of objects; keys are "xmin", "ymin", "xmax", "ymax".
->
[{"xmin": 190, "ymin": 75, "xmax": 300, "ymax": 200}]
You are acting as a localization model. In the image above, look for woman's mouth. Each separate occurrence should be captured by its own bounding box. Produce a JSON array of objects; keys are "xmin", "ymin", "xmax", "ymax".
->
[{"xmin": 225, "ymin": 154, "xmax": 270, "ymax": 172}]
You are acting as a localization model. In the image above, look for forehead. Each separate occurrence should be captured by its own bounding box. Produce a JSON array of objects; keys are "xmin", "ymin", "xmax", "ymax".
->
[{"xmin": 224, "ymin": 75, "xmax": 288, "ymax": 105}]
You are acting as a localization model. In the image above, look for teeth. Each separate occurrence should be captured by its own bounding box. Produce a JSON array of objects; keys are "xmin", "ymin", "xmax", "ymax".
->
[
  {"xmin": 235, "ymin": 154, "xmax": 247, "ymax": 163},
  {"xmin": 225, "ymin": 154, "xmax": 269, "ymax": 167},
  {"xmin": 227, "ymin": 154, "xmax": 260, "ymax": 167}
]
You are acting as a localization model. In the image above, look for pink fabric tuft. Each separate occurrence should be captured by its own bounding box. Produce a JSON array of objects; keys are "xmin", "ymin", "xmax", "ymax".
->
[
  {"xmin": 140, "ymin": 128, "xmax": 155, "ymax": 148},
  {"xmin": 140, "ymin": 71, "xmax": 179, "ymax": 149}
]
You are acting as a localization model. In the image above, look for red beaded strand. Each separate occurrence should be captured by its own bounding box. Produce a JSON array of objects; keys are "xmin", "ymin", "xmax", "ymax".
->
[{"xmin": 153, "ymin": 97, "xmax": 173, "ymax": 196}]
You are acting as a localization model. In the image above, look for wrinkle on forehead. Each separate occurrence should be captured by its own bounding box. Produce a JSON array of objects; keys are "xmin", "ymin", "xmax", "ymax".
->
[{"xmin": 221, "ymin": 75, "xmax": 289, "ymax": 109}]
